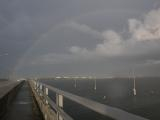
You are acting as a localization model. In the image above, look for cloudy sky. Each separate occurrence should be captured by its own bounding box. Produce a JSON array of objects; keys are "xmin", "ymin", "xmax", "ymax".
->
[{"xmin": 0, "ymin": 0, "xmax": 160, "ymax": 78}]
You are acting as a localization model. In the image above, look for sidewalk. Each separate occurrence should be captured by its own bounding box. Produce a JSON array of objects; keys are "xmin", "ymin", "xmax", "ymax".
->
[{"xmin": 3, "ymin": 81, "xmax": 43, "ymax": 120}]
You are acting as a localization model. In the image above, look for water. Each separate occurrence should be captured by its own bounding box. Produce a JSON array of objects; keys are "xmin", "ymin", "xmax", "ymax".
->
[{"xmin": 41, "ymin": 77, "xmax": 160, "ymax": 120}]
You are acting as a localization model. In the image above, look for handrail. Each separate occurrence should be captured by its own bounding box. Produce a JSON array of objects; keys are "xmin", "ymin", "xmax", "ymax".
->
[
  {"xmin": 41, "ymin": 90, "xmax": 73, "ymax": 120},
  {"xmin": 30, "ymin": 80, "xmax": 73, "ymax": 120},
  {"xmin": 32, "ymin": 80, "xmax": 149, "ymax": 120}
]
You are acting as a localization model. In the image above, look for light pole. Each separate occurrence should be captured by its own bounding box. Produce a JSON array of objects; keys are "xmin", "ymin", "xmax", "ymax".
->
[
  {"xmin": 132, "ymin": 69, "xmax": 137, "ymax": 96},
  {"xmin": 74, "ymin": 78, "xmax": 77, "ymax": 88},
  {"xmin": 94, "ymin": 77, "xmax": 97, "ymax": 90}
]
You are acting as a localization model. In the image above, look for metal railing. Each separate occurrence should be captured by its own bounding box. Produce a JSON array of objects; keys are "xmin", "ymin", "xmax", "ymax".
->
[{"xmin": 30, "ymin": 80, "xmax": 149, "ymax": 120}]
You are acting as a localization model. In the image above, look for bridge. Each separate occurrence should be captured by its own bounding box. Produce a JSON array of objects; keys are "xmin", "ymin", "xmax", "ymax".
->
[{"xmin": 0, "ymin": 80, "xmax": 149, "ymax": 120}]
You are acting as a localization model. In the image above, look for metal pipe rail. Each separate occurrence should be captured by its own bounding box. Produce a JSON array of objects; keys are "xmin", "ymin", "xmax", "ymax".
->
[{"xmin": 30, "ymin": 80, "xmax": 149, "ymax": 120}]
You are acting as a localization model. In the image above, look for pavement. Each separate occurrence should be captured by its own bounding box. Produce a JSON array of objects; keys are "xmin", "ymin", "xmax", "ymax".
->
[{"xmin": 2, "ymin": 81, "xmax": 43, "ymax": 120}]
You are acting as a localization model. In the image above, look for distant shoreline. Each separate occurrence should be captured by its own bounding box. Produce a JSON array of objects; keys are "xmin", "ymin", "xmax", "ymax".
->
[{"xmin": 37, "ymin": 76, "xmax": 160, "ymax": 81}]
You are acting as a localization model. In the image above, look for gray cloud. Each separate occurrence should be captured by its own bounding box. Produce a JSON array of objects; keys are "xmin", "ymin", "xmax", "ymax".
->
[
  {"xmin": 144, "ymin": 59, "xmax": 160, "ymax": 65},
  {"xmin": 19, "ymin": 7, "xmax": 160, "ymax": 78},
  {"xmin": 25, "ymin": 8, "xmax": 160, "ymax": 65},
  {"xmin": 68, "ymin": 8, "xmax": 160, "ymax": 57},
  {"xmin": 66, "ymin": 22, "xmax": 102, "ymax": 38},
  {"xmin": 1, "ymin": 0, "xmax": 160, "ymax": 78},
  {"xmin": 129, "ymin": 8, "xmax": 160, "ymax": 41}
]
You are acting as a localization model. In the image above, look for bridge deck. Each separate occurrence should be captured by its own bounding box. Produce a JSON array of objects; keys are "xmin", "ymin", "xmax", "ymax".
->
[{"xmin": 2, "ymin": 81, "xmax": 43, "ymax": 120}]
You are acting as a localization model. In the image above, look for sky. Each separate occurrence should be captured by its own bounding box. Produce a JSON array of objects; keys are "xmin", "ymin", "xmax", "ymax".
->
[{"xmin": 0, "ymin": 0, "xmax": 160, "ymax": 78}]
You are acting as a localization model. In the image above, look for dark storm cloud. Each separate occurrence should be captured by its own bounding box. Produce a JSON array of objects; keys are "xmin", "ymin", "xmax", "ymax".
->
[{"xmin": 0, "ymin": 0, "xmax": 160, "ymax": 78}]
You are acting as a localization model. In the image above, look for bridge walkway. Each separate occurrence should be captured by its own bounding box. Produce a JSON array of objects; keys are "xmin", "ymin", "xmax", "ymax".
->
[{"xmin": 2, "ymin": 81, "xmax": 43, "ymax": 120}]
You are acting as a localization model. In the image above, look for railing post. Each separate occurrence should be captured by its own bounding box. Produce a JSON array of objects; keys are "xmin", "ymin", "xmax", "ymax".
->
[
  {"xmin": 56, "ymin": 94, "xmax": 64, "ymax": 120},
  {"xmin": 40, "ymin": 84, "xmax": 43, "ymax": 96},
  {"xmin": 45, "ymin": 86, "xmax": 49, "ymax": 104},
  {"xmin": 34, "ymin": 81, "xmax": 36, "ymax": 90},
  {"xmin": 36, "ymin": 81, "xmax": 39, "ymax": 93}
]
